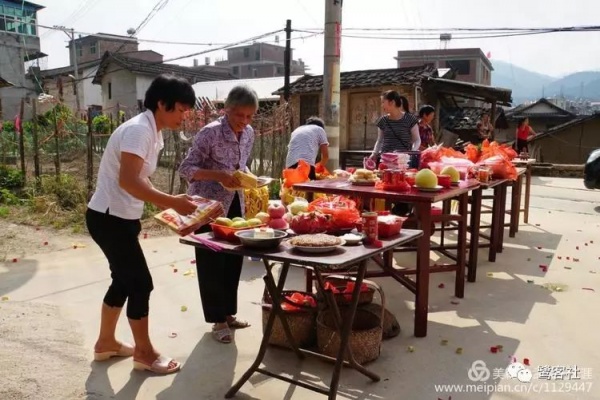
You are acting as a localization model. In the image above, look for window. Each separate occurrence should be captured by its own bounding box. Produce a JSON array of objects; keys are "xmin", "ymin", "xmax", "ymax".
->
[
  {"xmin": 108, "ymin": 82, "xmax": 112, "ymax": 100},
  {"xmin": 90, "ymin": 42, "xmax": 97, "ymax": 55},
  {"xmin": 77, "ymin": 45, "xmax": 83, "ymax": 57},
  {"xmin": 243, "ymin": 48, "xmax": 250, "ymax": 58},
  {"xmin": 0, "ymin": 5, "xmax": 37, "ymax": 35},
  {"xmin": 0, "ymin": 16, "xmax": 5, "ymax": 32},
  {"xmin": 232, "ymin": 66, "xmax": 239, "ymax": 76},
  {"xmin": 446, "ymin": 59, "xmax": 470, "ymax": 75},
  {"xmin": 5, "ymin": 16, "xmax": 16, "ymax": 32},
  {"xmin": 255, "ymin": 50, "xmax": 260, "ymax": 60}
]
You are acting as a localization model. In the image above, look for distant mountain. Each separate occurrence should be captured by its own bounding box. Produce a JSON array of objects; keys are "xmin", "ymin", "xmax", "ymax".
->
[
  {"xmin": 491, "ymin": 60, "xmax": 600, "ymax": 104},
  {"xmin": 491, "ymin": 60, "xmax": 555, "ymax": 104}
]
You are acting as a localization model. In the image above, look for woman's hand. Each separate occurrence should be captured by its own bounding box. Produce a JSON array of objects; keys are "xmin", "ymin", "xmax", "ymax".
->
[
  {"xmin": 212, "ymin": 171, "xmax": 242, "ymax": 188},
  {"xmin": 170, "ymin": 194, "xmax": 197, "ymax": 216}
]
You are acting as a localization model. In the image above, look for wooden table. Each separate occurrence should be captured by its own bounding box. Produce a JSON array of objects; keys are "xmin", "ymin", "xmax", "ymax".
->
[
  {"xmin": 511, "ymin": 158, "xmax": 535, "ymax": 224},
  {"xmin": 180, "ymin": 231, "xmax": 423, "ymax": 400},
  {"xmin": 467, "ymin": 178, "xmax": 509, "ymax": 281},
  {"xmin": 293, "ymin": 179, "xmax": 480, "ymax": 337}
]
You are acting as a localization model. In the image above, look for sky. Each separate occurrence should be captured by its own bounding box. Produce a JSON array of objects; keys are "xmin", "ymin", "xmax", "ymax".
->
[{"xmin": 33, "ymin": 0, "xmax": 600, "ymax": 78}]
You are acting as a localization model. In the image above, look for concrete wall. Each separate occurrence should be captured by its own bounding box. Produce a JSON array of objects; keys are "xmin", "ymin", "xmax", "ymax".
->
[
  {"xmin": 530, "ymin": 118, "xmax": 600, "ymax": 164},
  {"xmin": 100, "ymin": 64, "xmax": 137, "ymax": 118},
  {"xmin": 70, "ymin": 38, "xmax": 138, "ymax": 65},
  {"xmin": 135, "ymin": 75, "xmax": 154, "ymax": 107},
  {"xmin": 0, "ymin": 32, "xmax": 40, "ymax": 119}
]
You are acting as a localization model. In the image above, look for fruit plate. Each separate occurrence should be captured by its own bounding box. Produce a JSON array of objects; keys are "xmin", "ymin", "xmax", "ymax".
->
[
  {"xmin": 234, "ymin": 229, "xmax": 288, "ymax": 249},
  {"xmin": 290, "ymin": 239, "xmax": 346, "ymax": 254},
  {"xmin": 210, "ymin": 223, "xmax": 266, "ymax": 242},
  {"xmin": 412, "ymin": 185, "xmax": 444, "ymax": 192}
]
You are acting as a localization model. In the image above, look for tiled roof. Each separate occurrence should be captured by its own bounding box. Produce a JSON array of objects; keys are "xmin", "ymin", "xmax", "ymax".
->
[
  {"xmin": 92, "ymin": 52, "xmax": 234, "ymax": 85},
  {"xmin": 505, "ymin": 98, "xmax": 575, "ymax": 119},
  {"xmin": 441, "ymin": 107, "xmax": 508, "ymax": 132},
  {"xmin": 273, "ymin": 65, "xmax": 439, "ymax": 95},
  {"xmin": 0, "ymin": 75, "xmax": 14, "ymax": 88},
  {"xmin": 530, "ymin": 113, "xmax": 600, "ymax": 142},
  {"xmin": 37, "ymin": 60, "xmax": 102, "ymax": 78}
]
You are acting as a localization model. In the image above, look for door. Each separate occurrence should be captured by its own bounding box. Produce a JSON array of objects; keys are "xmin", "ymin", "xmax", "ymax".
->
[{"xmin": 348, "ymin": 92, "xmax": 381, "ymax": 150}]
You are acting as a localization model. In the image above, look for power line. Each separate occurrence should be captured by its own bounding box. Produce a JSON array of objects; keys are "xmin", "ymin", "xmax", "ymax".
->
[{"xmin": 297, "ymin": 25, "xmax": 600, "ymax": 32}]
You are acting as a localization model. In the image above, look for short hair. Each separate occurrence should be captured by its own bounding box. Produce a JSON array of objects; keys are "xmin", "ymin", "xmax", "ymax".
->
[
  {"xmin": 143, "ymin": 74, "xmax": 196, "ymax": 112},
  {"xmin": 305, "ymin": 116, "xmax": 325, "ymax": 128},
  {"xmin": 225, "ymin": 85, "xmax": 259, "ymax": 109},
  {"xmin": 418, "ymin": 105, "xmax": 435, "ymax": 118}
]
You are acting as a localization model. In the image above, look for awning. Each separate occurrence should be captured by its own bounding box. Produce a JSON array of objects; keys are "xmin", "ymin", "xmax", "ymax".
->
[{"xmin": 425, "ymin": 77, "xmax": 513, "ymax": 106}]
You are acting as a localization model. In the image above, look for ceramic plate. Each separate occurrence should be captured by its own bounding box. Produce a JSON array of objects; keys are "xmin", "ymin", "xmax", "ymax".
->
[
  {"xmin": 413, "ymin": 185, "xmax": 444, "ymax": 192},
  {"xmin": 291, "ymin": 239, "xmax": 346, "ymax": 254}
]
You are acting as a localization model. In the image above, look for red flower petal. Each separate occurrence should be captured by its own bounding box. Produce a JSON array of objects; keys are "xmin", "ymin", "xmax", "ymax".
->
[
  {"xmin": 490, "ymin": 346, "xmax": 498, "ymax": 353},
  {"xmin": 12, "ymin": 258, "xmax": 17, "ymax": 263},
  {"xmin": 438, "ymin": 283, "xmax": 445, "ymax": 289},
  {"xmin": 523, "ymin": 358, "xmax": 530, "ymax": 366},
  {"xmin": 582, "ymin": 288, "xmax": 595, "ymax": 292}
]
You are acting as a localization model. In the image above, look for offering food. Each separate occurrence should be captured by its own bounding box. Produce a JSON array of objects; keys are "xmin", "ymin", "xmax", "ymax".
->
[
  {"xmin": 289, "ymin": 234, "xmax": 342, "ymax": 247},
  {"xmin": 349, "ymin": 168, "xmax": 377, "ymax": 184},
  {"xmin": 254, "ymin": 227, "xmax": 275, "ymax": 239},
  {"xmin": 289, "ymin": 211, "xmax": 331, "ymax": 234},
  {"xmin": 222, "ymin": 170, "xmax": 258, "ymax": 190},
  {"xmin": 440, "ymin": 166, "xmax": 460, "ymax": 183},
  {"xmin": 414, "ymin": 169, "xmax": 438, "ymax": 189}
]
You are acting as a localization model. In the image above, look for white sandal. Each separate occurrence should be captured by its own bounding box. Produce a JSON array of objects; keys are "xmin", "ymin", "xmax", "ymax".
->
[
  {"xmin": 212, "ymin": 327, "xmax": 232, "ymax": 344},
  {"xmin": 133, "ymin": 355, "xmax": 181, "ymax": 374}
]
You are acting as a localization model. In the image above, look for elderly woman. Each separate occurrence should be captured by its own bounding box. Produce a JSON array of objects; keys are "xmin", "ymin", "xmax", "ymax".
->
[
  {"xmin": 179, "ymin": 85, "xmax": 258, "ymax": 344},
  {"xmin": 87, "ymin": 74, "xmax": 198, "ymax": 374}
]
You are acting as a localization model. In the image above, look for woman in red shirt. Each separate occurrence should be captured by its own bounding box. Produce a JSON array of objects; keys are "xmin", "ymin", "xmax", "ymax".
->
[{"xmin": 515, "ymin": 118, "xmax": 536, "ymax": 153}]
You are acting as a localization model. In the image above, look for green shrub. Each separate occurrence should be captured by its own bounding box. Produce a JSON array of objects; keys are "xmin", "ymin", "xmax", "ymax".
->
[
  {"xmin": 0, "ymin": 188, "xmax": 21, "ymax": 205},
  {"xmin": 39, "ymin": 174, "xmax": 86, "ymax": 210},
  {"xmin": 0, "ymin": 166, "xmax": 24, "ymax": 189},
  {"xmin": 0, "ymin": 206, "xmax": 9, "ymax": 218}
]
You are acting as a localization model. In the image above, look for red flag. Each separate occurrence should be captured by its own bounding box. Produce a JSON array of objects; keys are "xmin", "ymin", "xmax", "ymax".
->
[{"xmin": 486, "ymin": 51, "xmax": 492, "ymax": 59}]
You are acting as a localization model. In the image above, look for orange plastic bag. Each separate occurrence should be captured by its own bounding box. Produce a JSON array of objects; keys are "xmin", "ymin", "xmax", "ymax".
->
[
  {"xmin": 440, "ymin": 147, "xmax": 467, "ymax": 159},
  {"xmin": 315, "ymin": 162, "xmax": 331, "ymax": 176},
  {"xmin": 308, "ymin": 196, "xmax": 361, "ymax": 231},
  {"xmin": 282, "ymin": 160, "xmax": 310, "ymax": 188},
  {"xmin": 465, "ymin": 144, "xmax": 480, "ymax": 163},
  {"xmin": 478, "ymin": 156, "xmax": 517, "ymax": 180}
]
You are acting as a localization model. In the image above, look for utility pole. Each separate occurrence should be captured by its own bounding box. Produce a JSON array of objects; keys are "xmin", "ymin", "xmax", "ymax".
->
[
  {"xmin": 70, "ymin": 28, "xmax": 81, "ymax": 118},
  {"xmin": 283, "ymin": 19, "xmax": 292, "ymax": 102},
  {"xmin": 322, "ymin": 0, "xmax": 342, "ymax": 170}
]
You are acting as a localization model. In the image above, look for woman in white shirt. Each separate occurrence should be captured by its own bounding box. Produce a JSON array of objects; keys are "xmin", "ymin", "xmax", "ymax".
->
[{"xmin": 86, "ymin": 75, "xmax": 197, "ymax": 374}]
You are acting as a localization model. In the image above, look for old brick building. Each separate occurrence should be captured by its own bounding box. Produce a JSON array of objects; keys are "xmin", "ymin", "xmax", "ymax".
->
[
  {"xmin": 68, "ymin": 33, "xmax": 139, "ymax": 66},
  {"xmin": 395, "ymin": 48, "xmax": 493, "ymax": 87},
  {"xmin": 216, "ymin": 42, "xmax": 306, "ymax": 79}
]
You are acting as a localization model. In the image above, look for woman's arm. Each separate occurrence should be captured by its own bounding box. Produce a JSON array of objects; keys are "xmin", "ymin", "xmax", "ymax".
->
[
  {"xmin": 410, "ymin": 124, "xmax": 421, "ymax": 151},
  {"xmin": 120, "ymin": 153, "xmax": 196, "ymax": 215},
  {"xmin": 370, "ymin": 129, "xmax": 384, "ymax": 159}
]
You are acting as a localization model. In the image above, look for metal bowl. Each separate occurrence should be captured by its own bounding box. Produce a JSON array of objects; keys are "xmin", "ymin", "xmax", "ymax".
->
[{"xmin": 234, "ymin": 229, "xmax": 288, "ymax": 249}]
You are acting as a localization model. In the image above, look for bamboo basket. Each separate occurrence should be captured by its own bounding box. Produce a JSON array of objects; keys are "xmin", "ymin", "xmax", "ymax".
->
[{"xmin": 262, "ymin": 290, "xmax": 317, "ymax": 349}]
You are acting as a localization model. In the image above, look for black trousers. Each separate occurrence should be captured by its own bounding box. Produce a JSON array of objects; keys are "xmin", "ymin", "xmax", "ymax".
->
[
  {"xmin": 86, "ymin": 208, "xmax": 153, "ymax": 320},
  {"xmin": 289, "ymin": 162, "xmax": 317, "ymax": 180},
  {"xmin": 516, "ymin": 139, "xmax": 528, "ymax": 153},
  {"xmin": 194, "ymin": 194, "xmax": 244, "ymax": 323}
]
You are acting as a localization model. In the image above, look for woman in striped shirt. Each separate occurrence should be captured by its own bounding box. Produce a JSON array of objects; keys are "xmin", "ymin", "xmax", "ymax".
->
[{"xmin": 369, "ymin": 90, "xmax": 420, "ymax": 161}]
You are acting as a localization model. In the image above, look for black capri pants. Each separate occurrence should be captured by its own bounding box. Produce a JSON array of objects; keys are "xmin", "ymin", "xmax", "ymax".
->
[{"xmin": 86, "ymin": 208, "xmax": 154, "ymax": 320}]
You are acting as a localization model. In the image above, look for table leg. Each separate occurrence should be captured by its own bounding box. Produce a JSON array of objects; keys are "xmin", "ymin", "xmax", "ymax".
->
[
  {"xmin": 414, "ymin": 202, "xmax": 432, "ymax": 338},
  {"xmin": 488, "ymin": 186, "xmax": 500, "ymax": 262},
  {"xmin": 468, "ymin": 189, "xmax": 482, "ymax": 282},
  {"xmin": 305, "ymin": 269, "xmax": 313, "ymax": 292},
  {"xmin": 497, "ymin": 183, "xmax": 507, "ymax": 253},
  {"xmin": 510, "ymin": 174, "xmax": 522, "ymax": 237},
  {"xmin": 225, "ymin": 261, "xmax": 301, "ymax": 399},
  {"xmin": 524, "ymin": 165, "xmax": 532, "ymax": 224},
  {"xmin": 440, "ymin": 200, "xmax": 451, "ymax": 246},
  {"xmin": 455, "ymin": 193, "xmax": 468, "ymax": 297}
]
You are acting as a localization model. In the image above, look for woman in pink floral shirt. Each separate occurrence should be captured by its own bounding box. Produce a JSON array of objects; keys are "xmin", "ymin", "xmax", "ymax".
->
[{"xmin": 179, "ymin": 85, "xmax": 258, "ymax": 343}]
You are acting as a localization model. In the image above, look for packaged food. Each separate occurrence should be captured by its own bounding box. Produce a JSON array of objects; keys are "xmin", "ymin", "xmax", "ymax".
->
[{"xmin": 154, "ymin": 196, "xmax": 225, "ymax": 234}]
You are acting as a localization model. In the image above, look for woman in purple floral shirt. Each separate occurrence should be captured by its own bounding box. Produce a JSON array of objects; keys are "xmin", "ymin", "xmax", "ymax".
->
[{"xmin": 179, "ymin": 85, "xmax": 258, "ymax": 343}]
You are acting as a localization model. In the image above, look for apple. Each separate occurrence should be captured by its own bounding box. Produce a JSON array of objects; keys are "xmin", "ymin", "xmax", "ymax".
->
[
  {"xmin": 440, "ymin": 166, "xmax": 460, "ymax": 183},
  {"xmin": 415, "ymin": 169, "xmax": 438, "ymax": 189},
  {"xmin": 246, "ymin": 218, "xmax": 262, "ymax": 226},
  {"xmin": 268, "ymin": 203, "xmax": 286, "ymax": 219},
  {"xmin": 289, "ymin": 200, "xmax": 309, "ymax": 215},
  {"xmin": 268, "ymin": 218, "xmax": 288, "ymax": 230},
  {"xmin": 255, "ymin": 212, "xmax": 270, "ymax": 224},
  {"xmin": 283, "ymin": 212, "xmax": 293, "ymax": 223},
  {"xmin": 214, "ymin": 217, "xmax": 233, "ymax": 227},
  {"xmin": 231, "ymin": 221, "xmax": 249, "ymax": 229}
]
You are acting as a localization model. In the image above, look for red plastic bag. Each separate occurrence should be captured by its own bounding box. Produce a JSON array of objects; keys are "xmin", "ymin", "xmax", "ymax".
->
[
  {"xmin": 465, "ymin": 144, "xmax": 480, "ymax": 163},
  {"xmin": 420, "ymin": 145, "xmax": 443, "ymax": 169},
  {"xmin": 478, "ymin": 156, "xmax": 517, "ymax": 180},
  {"xmin": 315, "ymin": 162, "xmax": 331, "ymax": 176},
  {"xmin": 308, "ymin": 196, "xmax": 361, "ymax": 231},
  {"xmin": 282, "ymin": 160, "xmax": 310, "ymax": 188}
]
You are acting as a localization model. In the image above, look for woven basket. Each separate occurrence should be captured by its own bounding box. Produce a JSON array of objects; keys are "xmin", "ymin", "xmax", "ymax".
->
[
  {"xmin": 321, "ymin": 277, "xmax": 375, "ymax": 306},
  {"xmin": 262, "ymin": 290, "xmax": 317, "ymax": 349},
  {"xmin": 317, "ymin": 308, "xmax": 382, "ymax": 364},
  {"xmin": 360, "ymin": 303, "xmax": 400, "ymax": 340}
]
